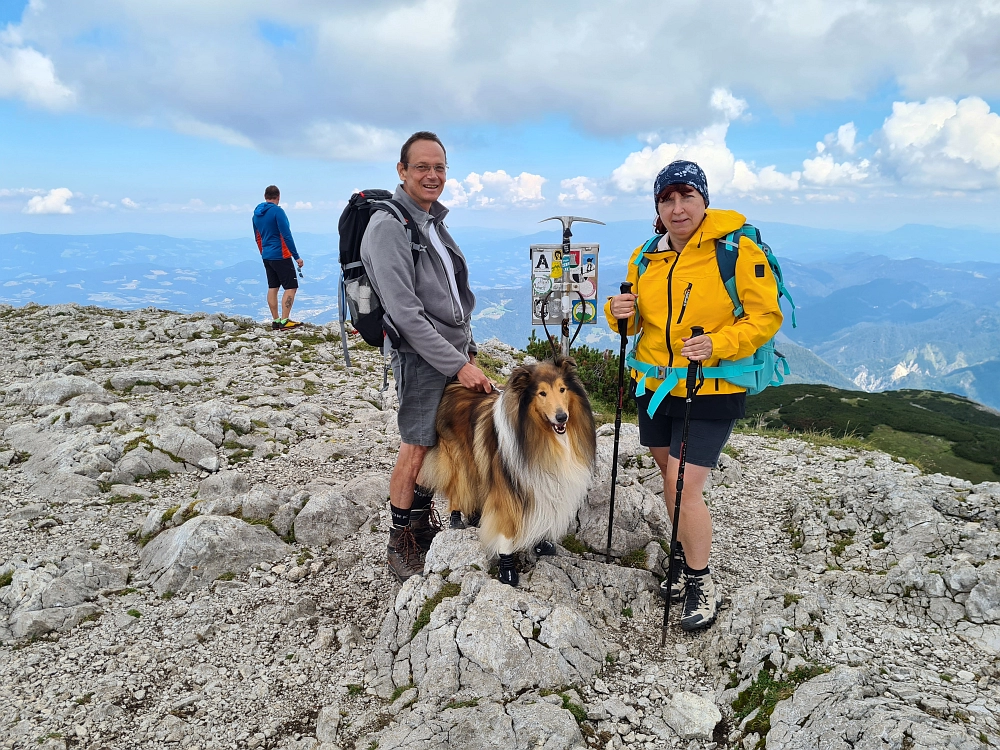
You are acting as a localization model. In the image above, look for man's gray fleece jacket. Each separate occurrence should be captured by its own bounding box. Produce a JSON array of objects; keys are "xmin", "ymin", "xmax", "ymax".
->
[{"xmin": 360, "ymin": 187, "xmax": 477, "ymax": 377}]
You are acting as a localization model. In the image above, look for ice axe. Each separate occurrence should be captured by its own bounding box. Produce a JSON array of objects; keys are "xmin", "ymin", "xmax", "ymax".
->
[
  {"xmin": 661, "ymin": 325, "xmax": 705, "ymax": 647},
  {"xmin": 606, "ymin": 281, "xmax": 633, "ymax": 563},
  {"xmin": 540, "ymin": 216, "xmax": 605, "ymax": 358}
]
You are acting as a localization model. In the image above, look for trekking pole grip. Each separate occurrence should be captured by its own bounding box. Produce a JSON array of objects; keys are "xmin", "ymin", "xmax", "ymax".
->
[
  {"xmin": 687, "ymin": 326, "xmax": 705, "ymax": 391},
  {"xmin": 617, "ymin": 282, "xmax": 633, "ymax": 338}
]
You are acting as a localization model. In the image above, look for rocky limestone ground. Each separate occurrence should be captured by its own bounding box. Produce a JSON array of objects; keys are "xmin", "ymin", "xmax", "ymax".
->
[{"xmin": 0, "ymin": 301, "xmax": 998, "ymax": 750}]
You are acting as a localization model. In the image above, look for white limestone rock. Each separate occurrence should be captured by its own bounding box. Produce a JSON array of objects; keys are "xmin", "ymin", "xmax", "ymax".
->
[{"xmin": 138, "ymin": 515, "xmax": 289, "ymax": 594}]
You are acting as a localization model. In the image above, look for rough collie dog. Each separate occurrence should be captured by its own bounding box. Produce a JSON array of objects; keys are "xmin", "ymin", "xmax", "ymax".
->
[{"xmin": 422, "ymin": 358, "xmax": 597, "ymax": 586}]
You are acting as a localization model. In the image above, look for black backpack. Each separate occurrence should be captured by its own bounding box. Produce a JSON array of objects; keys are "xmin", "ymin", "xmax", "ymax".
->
[{"xmin": 337, "ymin": 190, "xmax": 421, "ymax": 347}]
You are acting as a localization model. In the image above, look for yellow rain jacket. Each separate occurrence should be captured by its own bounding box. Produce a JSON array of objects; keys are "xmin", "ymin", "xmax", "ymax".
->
[{"xmin": 602, "ymin": 208, "xmax": 783, "ymax": 399}]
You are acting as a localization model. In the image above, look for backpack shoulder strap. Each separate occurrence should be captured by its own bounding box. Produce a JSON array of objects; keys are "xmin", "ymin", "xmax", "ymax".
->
[
  {"xmin": 632, "ymin": 234, "xmax": 663, "ymax": 278},
  {"xmin": 372, "ymin": 199, "xmax": 423, "ymax": 264},
  {"xmin": 715, "ymin": 227, "xmax": 745, "ymax": 317}
]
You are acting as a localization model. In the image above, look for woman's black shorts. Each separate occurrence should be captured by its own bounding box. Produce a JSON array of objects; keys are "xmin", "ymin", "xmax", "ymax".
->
[{"xmin": 634, "ymin": 391, "xmax": 735, "ymax": 468}]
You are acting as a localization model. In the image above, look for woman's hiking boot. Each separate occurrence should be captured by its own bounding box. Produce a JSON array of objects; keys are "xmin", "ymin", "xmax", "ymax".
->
[
  {"xmin": 680, "ymin": 571, "xmax": 721, "ymax": 631},
  {"xmin": 410, "ymin": 505, "xmax": 442, "ymax": 552},
  {"xmin": 498, "ymin": 553, "xmax": 519, "ymax": 587},
  {"xmin": 533, "ymin": 539, "xmax": 556, "ymax": 556},
  {"xmin": 449, "ymin": 510, "xmax": 466, "ymax": 529},
  {"xmin": 657, "ymin": 541, "xmax": 686, "ymax": 604},
  {"xmin": 387, "ymin": 526, "xmax": 424, "ymax": 582}
]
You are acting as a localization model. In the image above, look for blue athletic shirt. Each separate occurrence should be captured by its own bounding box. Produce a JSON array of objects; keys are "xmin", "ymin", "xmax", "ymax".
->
[{"xmin": 253, "ymin": 202, "xmax": 300, "ymax": 261}]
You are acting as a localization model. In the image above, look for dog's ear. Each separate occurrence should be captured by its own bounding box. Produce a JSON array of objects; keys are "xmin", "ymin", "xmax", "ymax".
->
[
  {"xmin": 507, "ymin": 366, "xmax": 532, "ymax": 392},
  {"xmin": 560, "ymin": 356, "xmax": 578, "ymax": 377}
]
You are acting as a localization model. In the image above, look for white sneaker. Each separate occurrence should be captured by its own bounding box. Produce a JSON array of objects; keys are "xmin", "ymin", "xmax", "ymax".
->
[{"xmin": 680, "ymin": 572, "xmax": 722, "ymax": 631}]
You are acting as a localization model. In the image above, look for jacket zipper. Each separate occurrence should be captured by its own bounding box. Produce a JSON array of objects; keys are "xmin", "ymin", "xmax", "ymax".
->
[
  {"xmin": 427, "ymin": 220, "xmax": 463, "ymax": 325},
  {"xmin": 665, "ymin": 251, "xmax": 681, "ymax": 367},
  {"xmin": 676, "ymin": 283, "xmax": 693, "ymax": 325}
]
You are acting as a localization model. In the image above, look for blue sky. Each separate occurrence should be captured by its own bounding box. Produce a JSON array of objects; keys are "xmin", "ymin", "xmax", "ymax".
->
[{"xmin": 2, "ymin": 1, "xmax": 1000, "ymax": 239}]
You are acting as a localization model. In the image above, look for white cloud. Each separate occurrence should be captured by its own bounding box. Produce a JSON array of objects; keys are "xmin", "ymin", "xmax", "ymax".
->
[
  {"xmin": 610, "ymin": 90, "xmax": 800, "ymax": 198},
  {"xmin": 836, "ymin": 123, "xmax": 858, "ymax": 154},
  {"xmin": 121, "ymin": 197, "xmax": 139, "ymax": 208},
  {"xmin": 443, "ymin": 170, "xmax": 546, "ymax": 209},
  {"xmin": 801, "ymin": 154, "xmax": 871, "ymax": 185},
  {"xmin": 172, "ymin": 118, "xmax": 254, "ymax": 149},
  {"xmin": 7, "ymin": 2, "xmax": 1000, "ymax": 157},
  {"xmin": 291, "ymin": 201, "xmax": 313, "ymax": 210},
  {"xmin": 0, "ymin": 44, "xmax": 74, "ymax": 110},
  {"xmin": 23, "ymin": 188, "xmax": 74, "ymax": 214},
  {"xmin": 558, "ymin": 177, "xmax": 601, "ymax": 204},
  {"xmin": 878, "ymin": 96, "xmax": 1000, "ymax": 189}
]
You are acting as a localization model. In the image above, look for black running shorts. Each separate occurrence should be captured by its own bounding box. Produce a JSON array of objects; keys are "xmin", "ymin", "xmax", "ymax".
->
[
  {"xmin": 634, "ymin": 391, "xmax": 735, "ymax": 468},
  {"xmin": 263, "ymin": 258, "xmax": 298, "ymax": 290}
]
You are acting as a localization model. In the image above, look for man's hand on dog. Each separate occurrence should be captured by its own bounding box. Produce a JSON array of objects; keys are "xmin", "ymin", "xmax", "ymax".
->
[{"xmin": 458, "ymin": 361, "xmax": 493, "ymax": 392}]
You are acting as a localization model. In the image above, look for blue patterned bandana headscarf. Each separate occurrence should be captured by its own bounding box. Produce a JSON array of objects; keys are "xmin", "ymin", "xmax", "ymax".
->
[{"xmin": 653, "ymin": 160, "xmax": 710, "ymax": 208}]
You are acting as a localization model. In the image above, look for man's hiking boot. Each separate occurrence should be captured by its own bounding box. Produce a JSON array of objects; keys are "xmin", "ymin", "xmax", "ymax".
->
[
  {"xmin": 273, "ymin": 319, "xmax": 302, "ymax": 331},
  {"xmin": 657, "ymin": 542, "xmax": 686, "ymax": 604},
  {"xmin": 410, "ymin": 505, "xmax": 442, "ymax": 552},
  {"xmin": 498, "ymin": 553, "xmax": 519, "ymax": 587},
  {"xmin": 387, "ymin": 526, "xmax": 424, "ymax": 582},
  {"xmin": 533, "ymin": 540, "xmax": 556, "ymax": 556},
  {"xmin": 680, "ymin": 572, "xmax": 721, "ymax": 631}
]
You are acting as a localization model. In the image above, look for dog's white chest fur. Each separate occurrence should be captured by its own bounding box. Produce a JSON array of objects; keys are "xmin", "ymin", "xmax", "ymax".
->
[{"xmin": 493, "ymin": 395, "xmax": 592, "ymax": 550}]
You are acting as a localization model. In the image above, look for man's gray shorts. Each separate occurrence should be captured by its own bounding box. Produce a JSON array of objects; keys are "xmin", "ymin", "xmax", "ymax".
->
[{"xmin": 390, "ymin": 350, "xmax": 450, "ymax": 447}]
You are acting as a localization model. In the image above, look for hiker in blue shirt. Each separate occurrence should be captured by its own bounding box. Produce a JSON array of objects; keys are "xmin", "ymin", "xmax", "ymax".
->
[{"xmin": 253, "ymin": 185, "xmax": 304, "ymax": 330}]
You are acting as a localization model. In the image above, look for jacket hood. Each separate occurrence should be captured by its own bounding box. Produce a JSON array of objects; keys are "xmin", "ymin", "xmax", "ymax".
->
[
  {"xmin": 690, "ymin": 208, "xmax": 747, "ymax": 243},
  {"xmin": 254, "ymin": 202, "xmax": 276, "ymax": 218}
]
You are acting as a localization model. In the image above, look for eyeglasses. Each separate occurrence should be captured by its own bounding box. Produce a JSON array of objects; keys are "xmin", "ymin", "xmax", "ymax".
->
[{"xmin": 405, "ymin": 163, "xmax": 448, "ymax": 176}]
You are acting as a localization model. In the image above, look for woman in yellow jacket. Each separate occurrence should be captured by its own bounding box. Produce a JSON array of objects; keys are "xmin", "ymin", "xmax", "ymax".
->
[{"xmin": 605, "ymin": 160, "xmax": 782, "ymax": 631}]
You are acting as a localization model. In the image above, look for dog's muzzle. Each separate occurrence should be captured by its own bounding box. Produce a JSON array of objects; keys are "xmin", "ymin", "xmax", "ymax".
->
[{"xmin": 553, "ymin": 410, "xmax": 568, "ymax": 434}]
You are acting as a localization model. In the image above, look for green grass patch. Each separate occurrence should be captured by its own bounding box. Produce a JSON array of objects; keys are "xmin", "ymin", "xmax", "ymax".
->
[
  {"xmin": 0, "ymin": 570, "xmax": 13, "ymax": 588},
  {"xmin": 107, "ymin": 494, "xmax": 144, "ymax": 505},
  {"xmin": 444, "ymin": 698, "xmax": 480, "ymax": 710},
  {"xmin": 783, "ymin": 593, "xmax": 802, "ymax": 608},
  {"xmin": 161, "ymin": 505, "xmax": 180, "ymax": 523},
  {"xmin": 866, "ymin": 425, "xmax": 999, "ymax": 484},
  {"xmin": 126, "ymin": 609, "xmax": 141, "ymax": 618},
  {"xmin": 347, "ymin": 684, "xmax": 364, "ymax": 696},
  {"xmin": 215, "ymin": 571, "xmax": 235, "ymax": 582},
  {"xmin": 619, "ymin": 548, "xmax": 648, "ymax": 569},
  {"xmin": 411, "ymin": 582, "xmax": 461, "ymax": 639},
  {"xmin": 560, "ymin": 534, "xmax": 589, "ymax": 555},
  {"xmin": 389, "ymin": 682, "xmax": 415, "ymax": 703},
  {"xmin": 733, "ymin": 664, "xmax": 830, "ymax": 747}
]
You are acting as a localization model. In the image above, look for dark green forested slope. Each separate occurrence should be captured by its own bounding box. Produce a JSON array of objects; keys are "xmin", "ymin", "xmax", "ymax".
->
[{"xmin": 745, "ymin": 384, "xmax": 1000, "ymax": 482}]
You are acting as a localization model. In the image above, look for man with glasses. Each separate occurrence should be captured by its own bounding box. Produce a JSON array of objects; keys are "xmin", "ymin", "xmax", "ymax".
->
[{"xmin": 361, "ymin": 131, "xmax": 492, "ymax": 582}]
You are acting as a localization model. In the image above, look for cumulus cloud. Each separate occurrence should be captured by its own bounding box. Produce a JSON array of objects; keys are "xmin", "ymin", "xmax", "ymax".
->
[
  {"xmin": 801, "ymin": 154, "xmax": 871, "ymax": 185},
  {"xmin": 877, "ymin": 96, "xmax": 1000, "ymax": 189},
  {"xmin": 121, "ymin": 197, "xmax": 139, "ymax": 208},
  {"xmin": 0, "ymin": 42, "xmax": 75, "ymax": 110},
  {"xmin": 558, "ymin": 177, "xmax": 602, "ymax": 204},
  {"xmin": 6, "ymin": 1, "xmax": 1000, "ymax": 157},
  {"xmin": 23, "ymin": 188, "xmax": 74, "ymax": 214},
  {"xmin": 291, "ymin": 201, "xmax": 313, "ymax": 210},
  {"xmin": 443, "ymin": 170, "xmax": 546, "ymax": 209},
  {"xmin": 610, "ymin": 90, "xmax": 801, "ymax": 198}
]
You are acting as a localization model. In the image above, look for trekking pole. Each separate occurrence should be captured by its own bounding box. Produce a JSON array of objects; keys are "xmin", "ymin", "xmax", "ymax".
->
[
  {"xmin": 660, "ymin": 325, "xmax": 704, "ymax": 647},
  {"xmin": 605, "ymin": 281, "xmax": 633, "ymax": 563}
]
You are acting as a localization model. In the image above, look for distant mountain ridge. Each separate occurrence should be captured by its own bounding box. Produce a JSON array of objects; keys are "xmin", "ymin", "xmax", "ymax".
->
[{"xmin": 2, "ymin": 224, "xmax": 999, "ymax": 409}]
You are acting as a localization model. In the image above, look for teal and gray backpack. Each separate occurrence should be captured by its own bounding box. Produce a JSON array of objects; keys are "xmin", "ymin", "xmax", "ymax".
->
[{"xmin": 627, "ymin": 224, "xmax": 796, "ymax": 418}]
